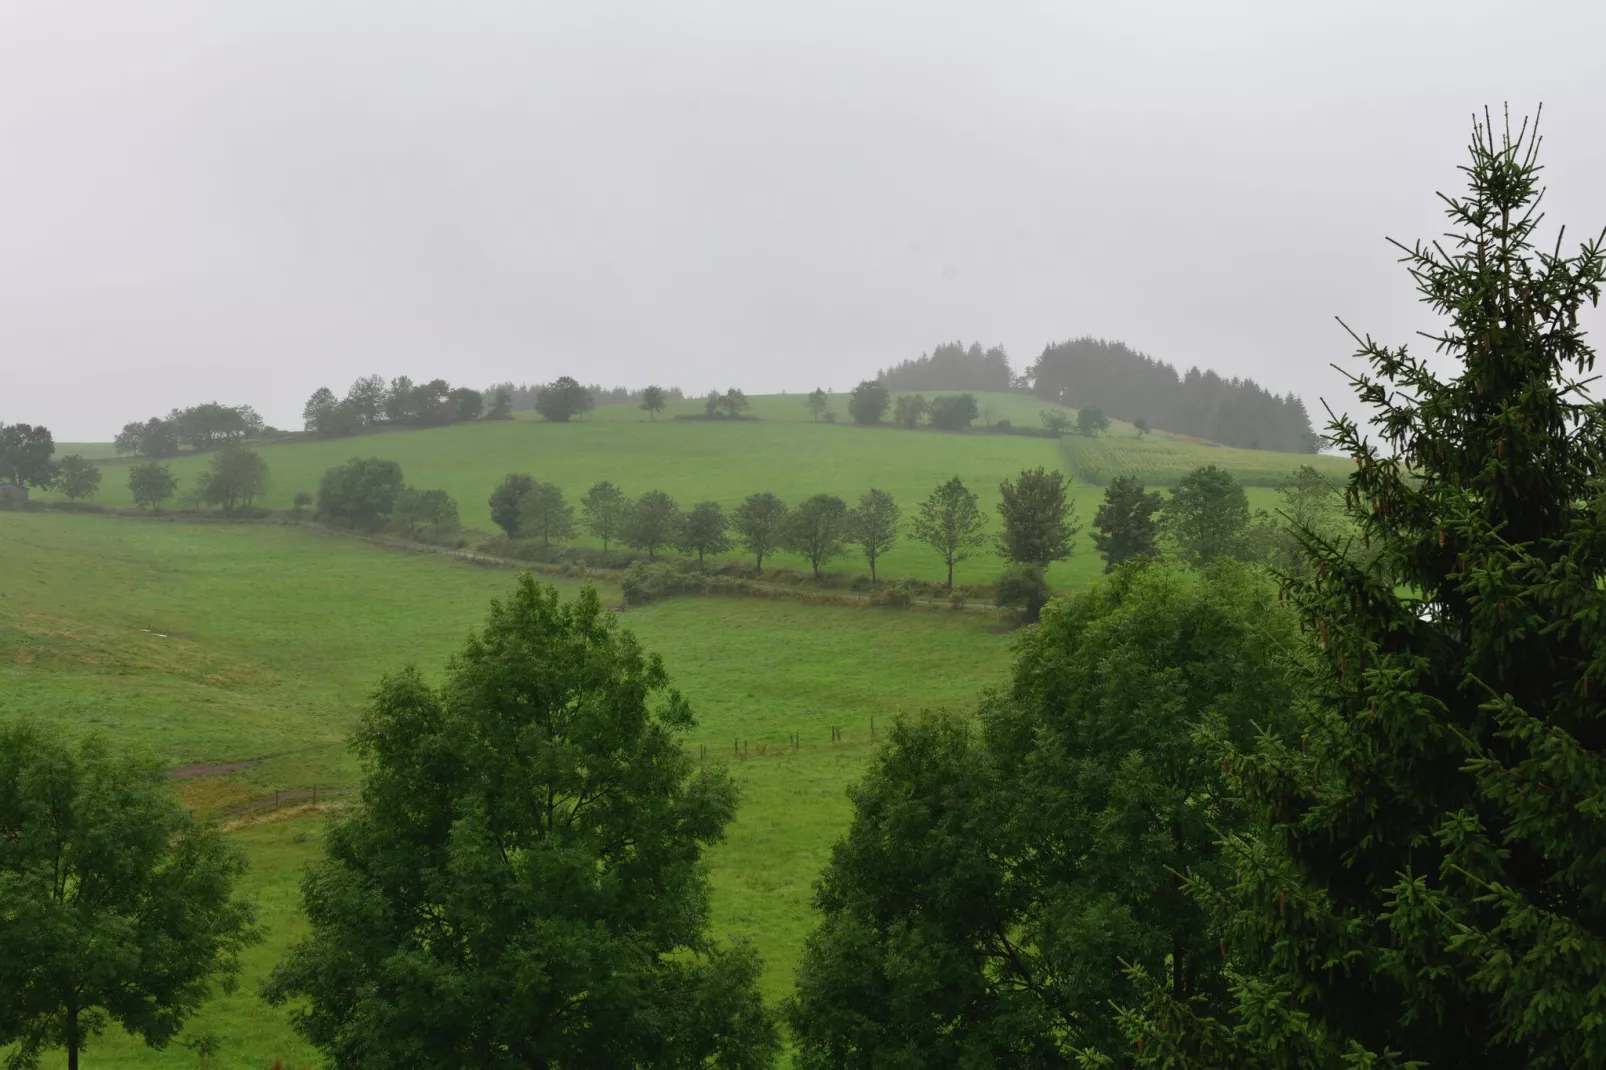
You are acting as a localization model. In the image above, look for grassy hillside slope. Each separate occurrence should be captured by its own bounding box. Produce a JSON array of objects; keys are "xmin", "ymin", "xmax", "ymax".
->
[
  {"xmin": 1, "ymin": 511, "xmax": 1014, "ymax": 1066},
  {"xmin": 57, "ymin": 391, "xmax": 1331, "ymax": 589}
]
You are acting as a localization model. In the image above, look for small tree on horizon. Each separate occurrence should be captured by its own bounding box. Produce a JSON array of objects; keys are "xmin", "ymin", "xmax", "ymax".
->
[
  {"xmin": 580, "ymin": 480, "xmax": 628, "ymax": 551},
  {"xmin": 1091, "ymin": 474, "xmax": 1163, "ymax": 571},
  {"xmin": 996, "ymin": 467, "xmax": 1079, "ymax": 567},
  {"xmin": 640, "ymin": 385, "xmax": 667, "ymax": 420},
  {"xmin": 1132, "ymin": 416, "xmax": 1149, "ymax": 438},
  {"xmin": 677, "ymin": 501, "xmax": 731, "ymax": 562},
  {"xmin": 847, "ymin": 381, "xmax": 891, "ymax": 425},
  {"xmin": 722, "ymin": 389, "xmax": 750, "ymax": 418},
  {"xmin": 784, "ymin": 494, "xmax": 851, "ymax": 581},
  {"xmin": 911, "ymin": 477, "xmax": 988, "ymax": 588},
  {"xmin": 56, "ymin": 454, "xmax": 102, "ymax": 502},
  {"xmin": 730, "ymin": 492, "xmax": 788, "ymax": 571},
  {"xmin": 534, "ymin": 376, "xmax": 595, "ymax": 422},
  {"xmin": 622, "ymin": 490, "xmax": 680, "ymax": 558},
  {"xmin": 0, "ymin": 723, "xmax": 259, "ymax": 1070},
  {"xmin": 517, "ymin": 482, "xmax": 576, "ymax": 547},
  {"xmin": 849, "ymin": 489, "xmax": 900, "ymax": 583},
  {"xmin": 806, "ymin": 388, "xmax": 831, "ymax": 422},
  {"xmin": 128, "ymin": 462, "xmax": 179, "ymax": 511},
  {"xmin": 486, "ymin": 385, "xmax": 514, "ymax": 420}
]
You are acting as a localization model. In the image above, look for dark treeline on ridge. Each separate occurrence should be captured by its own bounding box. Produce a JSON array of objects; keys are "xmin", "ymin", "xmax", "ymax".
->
[
  {"xmin": 486, "ymin": 381, "xmax": 685, "ymax": 411},
  {"xmin": 1028, "ymin": 336, "xmax": 1320, "ymax": 452},
  {"xmin": 878, "ymin": 341, "xmax": 1015, "ymax": 392}
]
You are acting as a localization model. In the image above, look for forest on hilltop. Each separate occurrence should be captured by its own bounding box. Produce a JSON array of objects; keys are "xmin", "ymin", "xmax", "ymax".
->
[{"xmin": 1028, "ymin": 336, "xmax": 1321, "ymax": 452}]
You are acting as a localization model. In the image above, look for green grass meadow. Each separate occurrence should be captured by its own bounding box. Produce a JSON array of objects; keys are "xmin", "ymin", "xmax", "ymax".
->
[
  {"xmin": 54, "ymin": 392, "xmax": 1330, "ymax": 591},
  {"xmin": 1, "ymin": 510, "xmax": 1015, "ymax": 1067}
]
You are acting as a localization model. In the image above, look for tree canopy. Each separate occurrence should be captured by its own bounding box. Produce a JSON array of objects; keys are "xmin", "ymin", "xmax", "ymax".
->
[
  {"xmin": 534, "ymin": 376, "xmax": 597, "ymax": 422},
  {"xmin": 996, "ymin": 466, "xmax": 1079, "ymax": 567},
  {"xmin": 1092, "ymin": 475, "xmax": 1164, "ymax": 571},
  {"xmin": 731, "ymin": 492, "xmax": 789, "ymax": 571},
  {"xmin": 847, "ymin": 381, "xmax": 890, "ymax": 425},
  {"xmin": 784, "ymin": 494, "xmax": 851, "ymax": 580},
  {"xmin": 262, "ymin": 578, "xmax": 777, "ymax": 1069},
  {"xmin": 0, "ymin": 723, "xmax": 259, "ymax": 1070},
  {"xmin": 0, "ymin": 423, "xmax": 56, "ymax": 489},
  {"xmin": 316, "ymin": 457, "xmax": 405, "ymax": 531},
  {"xmin": 911, "ymin": 477, "xmax": 987, "ymax": 588},
  {"xmin": 1162, "ymin": 465, "xmax": 1249, "ymax": 565}
]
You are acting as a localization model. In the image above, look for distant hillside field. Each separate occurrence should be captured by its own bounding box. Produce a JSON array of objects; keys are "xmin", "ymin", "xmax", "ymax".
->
[
  {"xmin": 1061, "ymin": 429, "xmax": 1352, "ymax": 487},
  {"xmin": 59, "ymin": 392, "xmax": 1334, "ymax": 588},
  {"xmin": 0, "ymin": 510, "xmax": 1014, "ymax": 1065}
]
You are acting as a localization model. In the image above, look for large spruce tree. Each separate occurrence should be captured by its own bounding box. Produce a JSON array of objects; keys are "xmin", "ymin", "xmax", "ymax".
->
[{"xmin": 1130, "ymin": 110, "xmax": 1606, "ymax": 1068}]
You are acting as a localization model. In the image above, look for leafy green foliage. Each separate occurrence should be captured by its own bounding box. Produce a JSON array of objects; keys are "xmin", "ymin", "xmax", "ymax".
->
[
  {"xmin": 54, "ymin": 455, "xmax": 101, "ymax": 502},
  {"xmin": 0, "ymin": 723, "xmax": 259, "ymax": 1070},
  {"xmin": 996, "ymin": 466, "xmax": 1079, "ymax": 567},
  {"xmin": 1132, "ymin": 109, "xmax": 1606, "ymax": 1070},
  {"xmin": 788, "ymin": 564, "xmax": 1295, "ymax": 1067},
  {"xmin": 730, "ymin": 492, "xmax": 788, "ymax": 571},
  {"xmin": 640, "ymin": 384, "xmax": 667, "ymax": 420},
  {"xmin": 485, "ymin": 385, "xmax": 514, "ymax": 421},
  {"xmin": 1040, "ymin": 409, "xmax": 1072, "ymax": 434},
  {"xmin": 623, "ymin": 489, "xmax": 681, "ymax": 558},
  {"xmin": 1163, "ymin": 465, "xmax": 1248, "ymax": 565},
  {"xmin": 261, "ymin": 578, "xmax": 778, "ymax": 1069},
  {"xmin": 517, "ymin": 481, "xmax": 576, "ymax": 547},
  {"xmin": 580, "ymin": 480, "xmax": 628, "ymax": 550},
  {"xmin": 848, "ymin": 489, "xmax": 900, "ymax": 582},
  {"xmin": 911, "ymin": 476, "xmax": 987, "ymax": 587},
  {"xmin": 1267, "ymin": 464, "xmax": 1345, "ymax": 578},
  {"xmin": 1092, "ymin": 475, "xmax": 1164, "ymax": 571},
  {"xmin": 1076, "ymin": 405, "xmax": 1110, "ymax": 437},
  {"xmin": 114, "ymin": 418, "xmax": 180, "ymax": 459},
  {"xmin": 784, "ymin": 494, "xmax": 851, "ymax": 580},
  {"xmin": 847, "ymin": 381, "xmax": 890, "ymax": 425},
  {"xmin": 0, "ymin": 423, "xmax": 56, "ymax": 489},
  {"xmin": 678, "ymin": 501, "xmax": 731, "ymax": 562},
  {"xmin": 316, "ymin": 457, "xmax": 404, "ymax": 531},
  {"xmin": 992, "ymin": 562, "xmax": 1051, "ymax": 622},
  {"xmin": 928, "ymin": 393, "xmax": 979, "ymax": 431},
  {"xmin": 893, "ymin": 393, "xmax": 927, "ymax": 428},
  {"xmin": 127, "ymin": 462, "xmax": 179, "ymax": 511},
  {"xmin": 488, "ymin": 473, "xmax": 536, "ymax": 537},
  {"xmin": 393, "ymin": 487, "xmax": 459, "ymax": 538},
  {"xmin": 806, "ymin": 388, "xmax": 831, "ymax": 422},
  {"xmin": 194, "ymin": 448, "xmax": 268, "ymax": 513},
  {"xmin": 534, "ymin": 375, "xmax": 596, "ymax": 422}
]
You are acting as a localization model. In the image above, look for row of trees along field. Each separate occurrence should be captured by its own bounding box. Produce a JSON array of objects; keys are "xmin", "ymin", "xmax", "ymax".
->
[
  {"xmin": 485, "ymin": 379, "xmax": 686, "ymax": 412},
  {"xmin": 113, "ymin": 402, "xmax": 267, "ymax": 458},
  {"xmin": 7, "ymin": 114, "xmax": 1605, "ymax": 1070}
]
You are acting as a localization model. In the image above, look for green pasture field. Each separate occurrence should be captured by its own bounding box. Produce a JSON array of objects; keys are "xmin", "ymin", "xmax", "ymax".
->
[
  {"xmin": 0, "ymin": 511, "xmax": 1016, "ymax": 1067},
  {"xmin": 52, "ymin": 393, "xmax": 1329, "ymax": 590},
  {"xmin": 1061, "ymin": 427, "xmax": 1351, "ymax": 487}
]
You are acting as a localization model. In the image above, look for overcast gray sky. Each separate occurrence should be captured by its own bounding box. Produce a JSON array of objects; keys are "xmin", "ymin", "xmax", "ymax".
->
[{"xmin": 3, "ymin": 0, "xmax": 1603, "ymax": 441}]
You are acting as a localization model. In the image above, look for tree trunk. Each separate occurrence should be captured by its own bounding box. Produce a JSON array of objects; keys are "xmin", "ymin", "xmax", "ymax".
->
[
  {"xmin": 66, "ymin": 1006, "xmax": 78, "ymax": 1070},
  {"xmin": 946, "ymin": 558, "xmax": 954, "ymax": 589}
]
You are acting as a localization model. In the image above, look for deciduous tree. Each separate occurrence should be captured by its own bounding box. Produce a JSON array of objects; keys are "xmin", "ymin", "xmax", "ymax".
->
[
  {"xmin": 678, "ymin": 501, "xmax": 731, "ymax": 562},
  {"xmin": 262, "ymin": 579, "xmax": 778, "ymax": 1069},
  {"xmin": 194, "ymin": 447, "xmax": 268, "ymax": 513},
  {"xmin": 55, "ymin": 455, "xmax": 102, "ymax": 502},
  {"xmin": 893, "ymin": 394, "xmax": 927, "ymax": 428},
  {"xmin": 785, "ymin": 494, "xmax": 850, "ymax": 580},
  {"xmin": 1076, "ymin": 405, "xmax": 1110, "ymax": 436},
  {"xmin": 806, "ymin": 388, "xmax": 831, "ymax": 423},
  {"xmin": 849, "ymin": 489, "xmax": 900, "ymax": 582},
  {"xmin": 488, "ymin": 473, "xmax": 537, "ymax": 537},
  {"xmin": 730, "ymin": 492, "xmax": 788, "ymax": 571},
  {"xmin": 580, "ymin": 480, "xmax": 628, "ymax": 551},
  {"xmin": 128, "ymin": 462, "xmax": 179, "ymax": 511},
  {"xmin": 623, "ymin": 490, "xmax": 680, "ymax": 558},
  {"xmin": 1162, "ymin": 465, "xmax": 1248, "ymax": 565},
  {"xmin": 0, "ymin": 723, "xmax": 259, "ymax": 1070},
  {"xmin": 927, "ymin": 393, "xmax": 979, "ymax": 431},
  {"xmin": 0, "ymin": 423, "xmax": 56, "ymax": 488},
  {"xmin": 847, "ymin": 381, "xmax": 890, "ymax": 425},
  {"xmin": 485, "ymin": 385, "xmax": 514, "ymax": 421},
  {"xmin": 1091, "ymin": 475, "xmax": 1164, "ymax": 571},
  {"xmin": 640, "ymin": 385, "xmax": 667, "ymax": 420},
  {"xmin": 517, "ymin": 482, "xmax": 576, "ymax": 547},
  {"xmin": 911, "ymin": 477, "xmax": 987, "ymax": 588},
  {"xmin": 535, "ymin": 376, "xmax": 595, "ymax": 422},
  {"xmin": 316, "ymin": 457, "xmax": 404, "ymax": 530},
  {"xmin": 996, "ymin": 466, "xmax": 1079, "ymax": 567}
]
